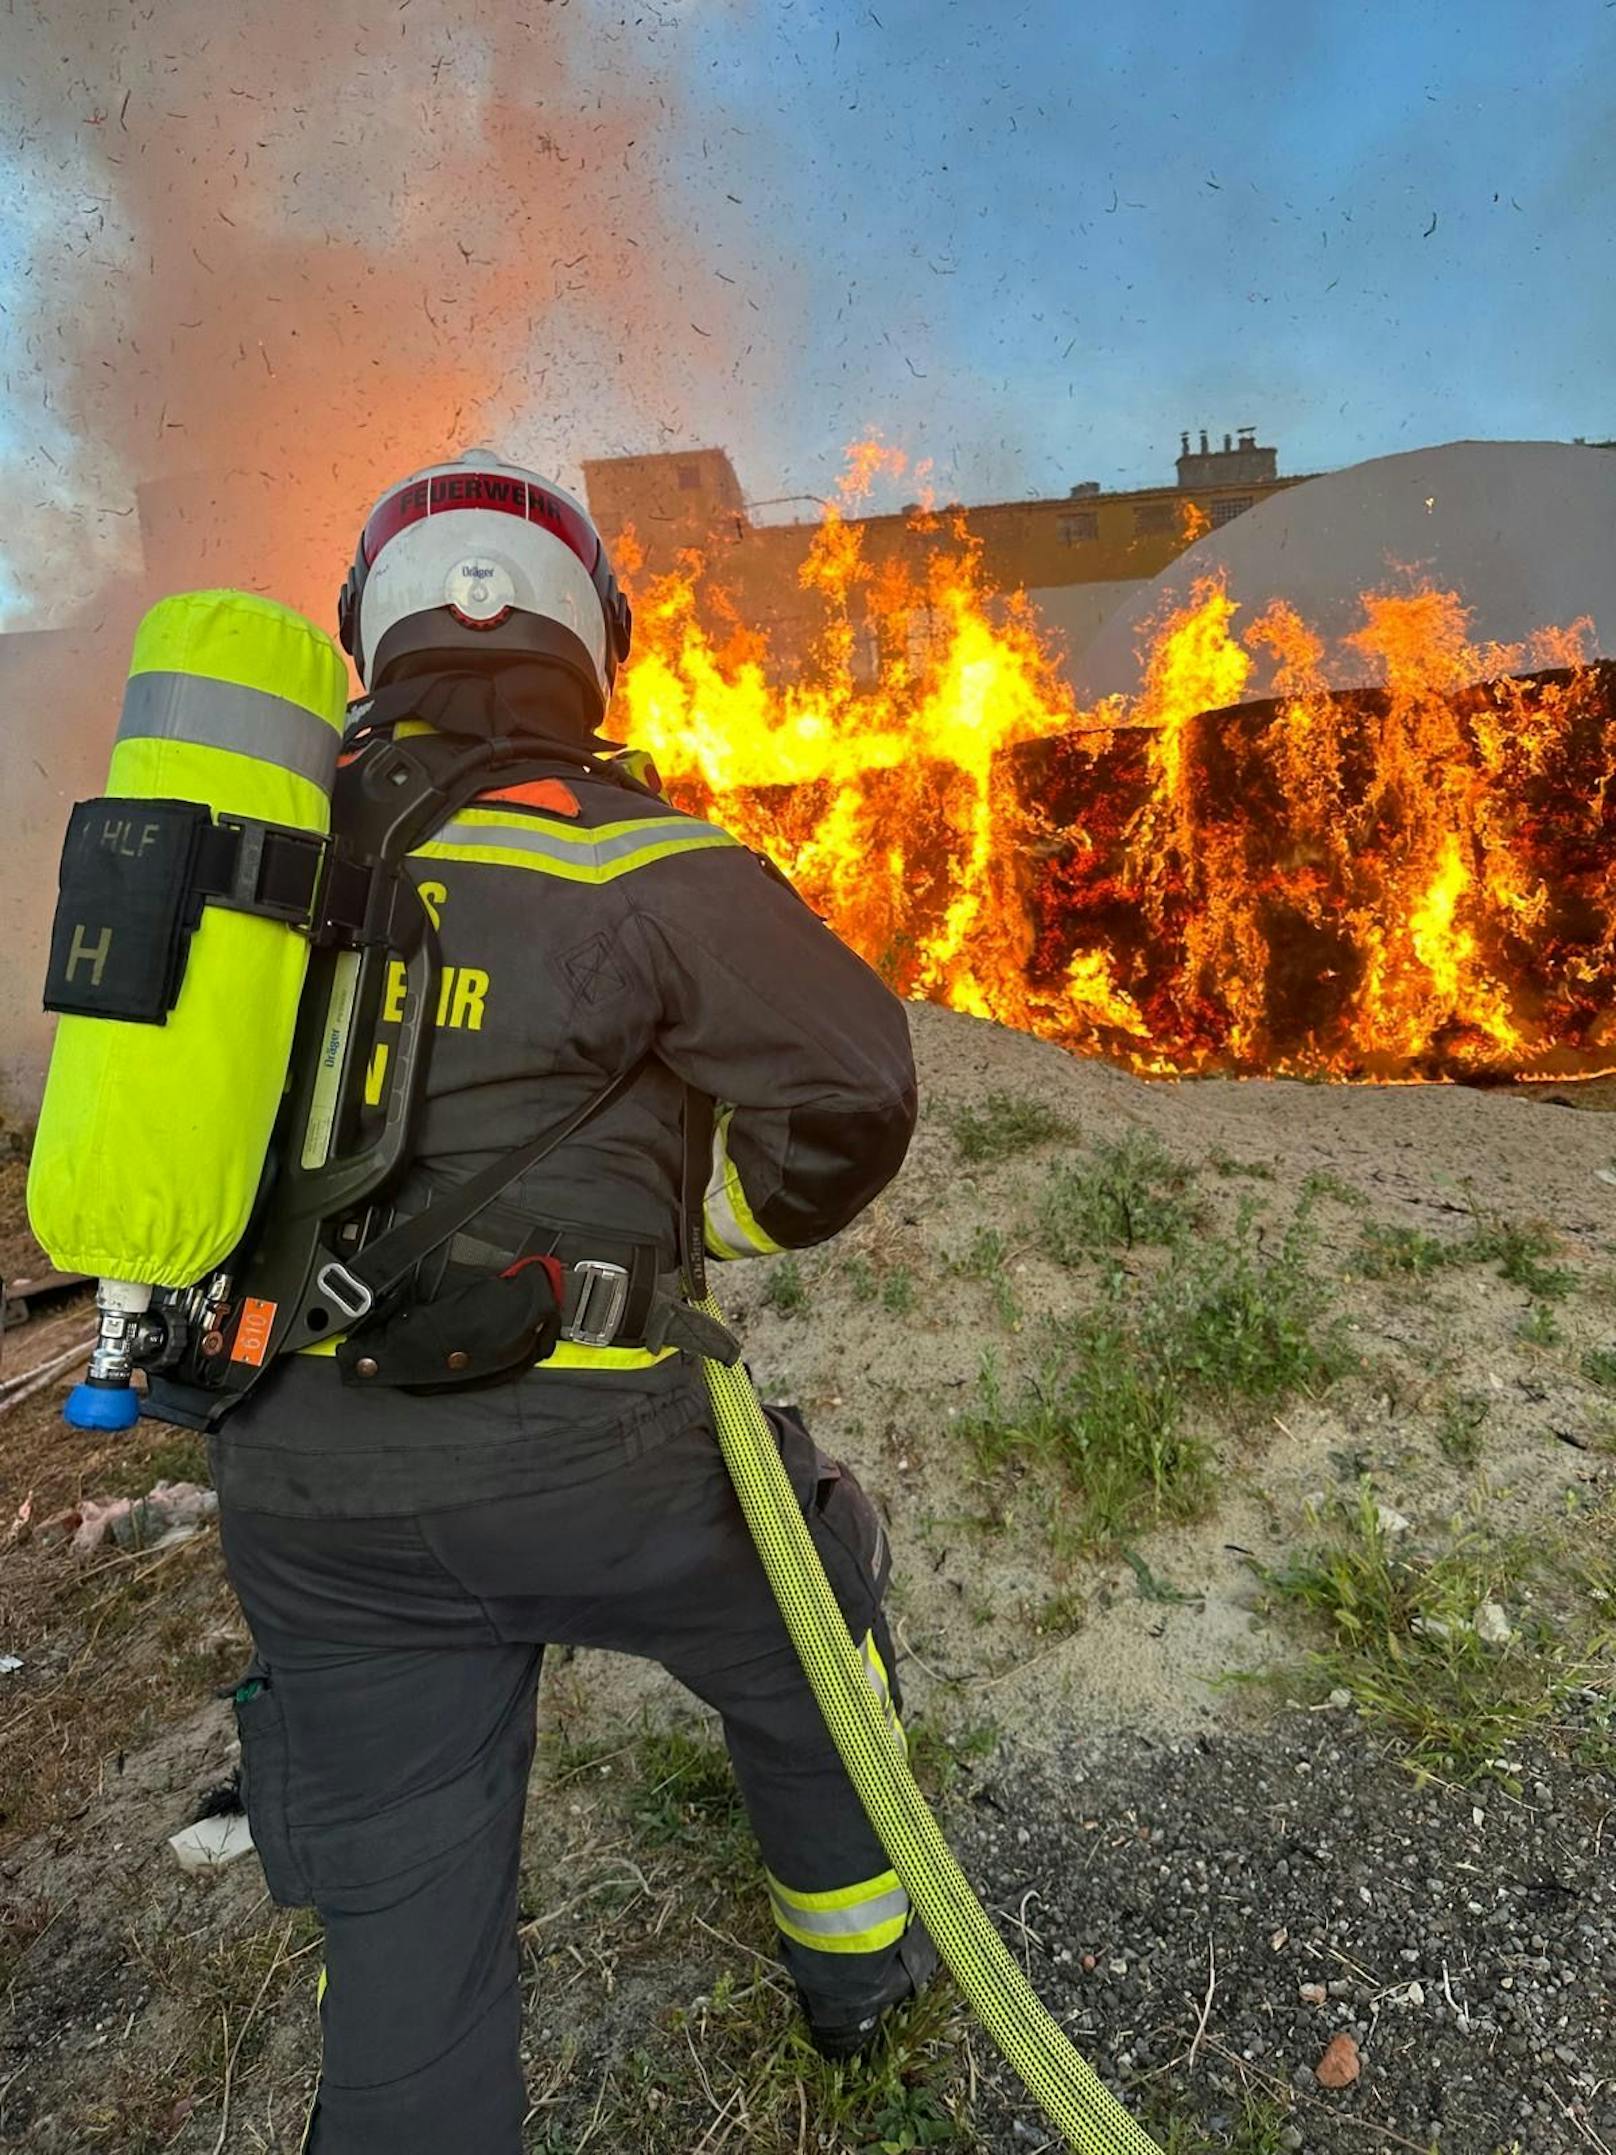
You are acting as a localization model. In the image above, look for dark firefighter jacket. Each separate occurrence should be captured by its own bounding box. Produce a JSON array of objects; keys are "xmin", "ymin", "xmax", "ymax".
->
[{"xmin": 209, "ymin": 715, "xmax": 918, "ymax": 1518}]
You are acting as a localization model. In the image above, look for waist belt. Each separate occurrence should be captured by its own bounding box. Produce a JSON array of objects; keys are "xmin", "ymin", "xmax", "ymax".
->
[{"xmin": 437, "ymin": 1227, "xmax": 740, "ymax": 1363}]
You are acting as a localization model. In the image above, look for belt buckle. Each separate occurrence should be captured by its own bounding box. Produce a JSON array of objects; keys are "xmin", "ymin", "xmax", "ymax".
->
[{"xmin": 564, "ymin": 1259, "xmax": 630, "ymax": 1348}]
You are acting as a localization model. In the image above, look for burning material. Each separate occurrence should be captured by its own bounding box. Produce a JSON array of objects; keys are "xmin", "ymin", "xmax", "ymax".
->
[{"xmin": 611, "ymin": 446, "xmax": 1616, "ymax": 1080}]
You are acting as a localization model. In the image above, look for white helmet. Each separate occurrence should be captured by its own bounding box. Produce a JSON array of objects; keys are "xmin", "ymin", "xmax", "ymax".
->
[{"xmin": 337, "ymin": 449, "xmax": 633, "ymax": 715}]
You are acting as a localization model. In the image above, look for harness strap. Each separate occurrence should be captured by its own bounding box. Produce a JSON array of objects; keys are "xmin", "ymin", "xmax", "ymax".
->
[{"xmin": 315, "ymin": 1054, "xmax": 653, "ymax": 1325}]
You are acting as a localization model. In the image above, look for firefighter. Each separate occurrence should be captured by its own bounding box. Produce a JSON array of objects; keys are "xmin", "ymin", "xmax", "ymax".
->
[{"xmin": 211, "ymin": 451, "xmax": 935, "ymax": 2153}]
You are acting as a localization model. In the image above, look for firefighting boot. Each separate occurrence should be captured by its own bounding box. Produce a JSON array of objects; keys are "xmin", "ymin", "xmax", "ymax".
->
[{"xmin": 800, "ymin": 1920, "xmax": 941, "ymax": 2062}]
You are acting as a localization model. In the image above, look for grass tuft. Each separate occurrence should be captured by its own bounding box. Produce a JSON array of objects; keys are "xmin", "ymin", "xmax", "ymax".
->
[
  {"xmin": 763, "ymin": 1256, "xmax": 809, "ymax": 1315},
  {"xmin": 1039, "ymin": 1130, "xmax": 1200, "ymax": 1261},
  {"xmin": 964, "ymin": 1204, "xmax": 1345, "ymax": 1550},
  {"xmin": 628, "ymin": 1728, "xmax": 755, "ymax": 1884},
  {"xmin": 1259, "ymin": 1481, "xmax": 1609, "ymax": 1779},
  {"xmin": 949, "ymin": 1091, "xmax": 1073, "ymax": 1165}
]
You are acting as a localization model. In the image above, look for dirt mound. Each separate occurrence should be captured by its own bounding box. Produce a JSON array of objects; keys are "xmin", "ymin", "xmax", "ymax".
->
[{"xmin": 3, "ymin": 1002, "xmax": 1615, "ymax": 2151}]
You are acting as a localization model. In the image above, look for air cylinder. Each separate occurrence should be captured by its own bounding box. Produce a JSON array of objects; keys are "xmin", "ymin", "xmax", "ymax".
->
[{"xmin": 26, "ymin": 590, "xmax": 348, "ymax": 1426}]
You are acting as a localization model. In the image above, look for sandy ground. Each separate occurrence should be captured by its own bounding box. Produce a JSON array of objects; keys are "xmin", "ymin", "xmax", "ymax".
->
[{"xmin": 2, "ymin": 1003, "xmax": 1615, "ymax": 2150}]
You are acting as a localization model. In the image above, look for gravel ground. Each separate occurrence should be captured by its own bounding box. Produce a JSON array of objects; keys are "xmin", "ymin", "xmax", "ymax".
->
[{"xmin": 955, "ymin": 1712, "xmax": 1616, "ymax": 2154}]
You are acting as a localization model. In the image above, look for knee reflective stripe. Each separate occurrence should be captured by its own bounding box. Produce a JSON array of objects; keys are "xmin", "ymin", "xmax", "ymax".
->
[
  {"xmin": 704, "ymin": 1107, "xmax": 784, "ymax": 1261},
  {"xmin": 858, "ymin": 1630, "xmax": 906, "ymax": 1752},
  {"xmin": 767, "ymin": 1866, "xmax": 910, "ymax": 1957},
  {"xmin": 697, "ymin": 1292, "xmax": 1162, "ymax": 2155}
]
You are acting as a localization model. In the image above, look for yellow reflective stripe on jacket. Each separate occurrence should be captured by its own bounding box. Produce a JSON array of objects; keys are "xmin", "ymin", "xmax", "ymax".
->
[
  {"xmin": 766, "ymin": 1865, "xmax": 911, "ymax": 1956},
  {"xmin": 704, "ymin": 1106, "xmax": 784, "ymax": 1261},
  {"xmin": 415, "ymin": 807, "xmax": 739, "ymax": 885},
  {"xmin": 295, "ymin": 1334, "xmax": 676, "ymax": 1370}
]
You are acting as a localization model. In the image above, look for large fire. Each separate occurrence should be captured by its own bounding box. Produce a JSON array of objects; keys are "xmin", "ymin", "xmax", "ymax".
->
[{"xmin": 610, "ymin": 446, "xmax": 1616, "ymax": 1080}]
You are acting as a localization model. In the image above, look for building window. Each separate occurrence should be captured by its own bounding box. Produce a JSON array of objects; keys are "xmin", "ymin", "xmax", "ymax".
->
[
  {"xmin": 1133, "ymin": 502, "xmax": 1175, "ymax": 536},
  {"xmin": 1058, "ymin": 511, "xmax": 1099, "ymax": 545},
  {"xmin": 677, "ymin": 463, "xmax": 703, "ymax": 492},
  {"xmin": 1211, "ymin": 495, "xmax": 1254, "ymax": 527}
]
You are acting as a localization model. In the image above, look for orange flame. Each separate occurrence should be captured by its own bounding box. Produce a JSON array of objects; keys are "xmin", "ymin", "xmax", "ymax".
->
[{"xmin": 611, "ymin": 447, "xmax": 1615, "ymax": 1080}]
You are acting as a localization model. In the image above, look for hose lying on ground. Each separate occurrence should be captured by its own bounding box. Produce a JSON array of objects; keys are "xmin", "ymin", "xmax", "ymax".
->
[{"xmin": 697, "ymin": 1294, "xmax": 1163, "ymax": 2155}]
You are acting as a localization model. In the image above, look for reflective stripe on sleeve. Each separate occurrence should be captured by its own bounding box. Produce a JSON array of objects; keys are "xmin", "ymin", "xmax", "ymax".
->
[
  {"xmin": 766, "ymin": 1865, "xmax": 912, "ymax": 1956},
  {"xmin": 118, "ymin": 670, "xmax": 342, "ymax": 793},
  {"xmin": 703, "ymin": 1106, "xmax": 784, "ymax": 1261},
  {"xmin": 415, "ymin": 807, "xmax": 739, "ymax": 885}
]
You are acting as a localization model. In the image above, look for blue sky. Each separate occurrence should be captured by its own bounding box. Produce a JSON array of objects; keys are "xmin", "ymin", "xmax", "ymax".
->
[
  {"xmin": 0, "ymin": 0, "xmax": 1611, "ymax": 611},
  {"xmin": 658, "ymin": 0, "xmax": 1616, "ymax": 506}
]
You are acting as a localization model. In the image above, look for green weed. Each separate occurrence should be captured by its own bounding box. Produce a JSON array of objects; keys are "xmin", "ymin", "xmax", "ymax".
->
[
  {"xmin": 1207, "ymin": 1146, "xmax": 1276, "ymax": 1182},
  {"xmin": 949, "ymin": 1091, "xmax": 1073, "ymax": 1164},
  {"xmin": 1300, "ymin": 1167, "xmax": 1367, "ymax": 1209},
  {"xmin": 1353, "ymin": 1223, "xmax": 1458, "ymax": 1279},
  {"xmin": 1149, "ymin": 2091, "xmax": 1296, "ymax": 2154},
  {"xmin": 1039, "ymin": 1130, "xmax": 1199, "ymax": 1261},
  {"xmin": 945, "ymin": 1225, "xmax": 1019, "ymax": 1328},
  {"xmin": 1435, "ymin": 1391, "xmax": 1489, "ymax": 1468},
  {"xmin": 964, "ymin": 1205, "xmax": 1344, "ymax": 1550},
  {"xmin": 1467, "ymin": 1212, "xmax": 1575, "ymax": 1299},
  {"xmin": 763, "ymin": 1257, "xmax": 809, "ymax": 1315},
  {"xmin": 1583, "ymin": 1345, "xmax": 1616, "ymax": 1392},
  {"xmin": 628, "ymin": 1729, "xmax": 755, "ymax": 1883},
  {"xmin": 1260, "ymin": 1481, "xmax": 1600, "ymax": 1779},
  {"xmin": 881, "ymin": 1268, "xmax": 916, "ymax": 1316},
  {"xmin": 1518, "ymin": 1302, "xmax": 1563, "ymax": 1348},
  {"xmin": 905, "ymin": 1718, "xmax": 1000, "ymax": 1802}
]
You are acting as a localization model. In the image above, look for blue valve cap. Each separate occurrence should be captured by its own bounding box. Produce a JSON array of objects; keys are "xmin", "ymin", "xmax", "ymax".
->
[{"xmin": 64, "ymin": 1382, "xmax": 142, "ymax": 1432}]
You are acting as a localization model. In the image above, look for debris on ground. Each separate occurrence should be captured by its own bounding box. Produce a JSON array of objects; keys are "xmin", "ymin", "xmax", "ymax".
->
[
  {"xmin": 68, "ymin": 1481, "xmax": 219, "ymax": 1556},
  {"xmin": 1314, "ymin": 2032, "xmax": 1362, "ymax": 2089},
  {"xmin": 168, "ymin": 1811, "xmax": 255, "ymax": 1872}
]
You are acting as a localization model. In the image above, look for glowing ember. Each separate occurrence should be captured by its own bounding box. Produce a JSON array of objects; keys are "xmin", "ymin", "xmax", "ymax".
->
[{"xmin": 610, "ymin": 445, "xmax": 1616, "ymax": 1080}]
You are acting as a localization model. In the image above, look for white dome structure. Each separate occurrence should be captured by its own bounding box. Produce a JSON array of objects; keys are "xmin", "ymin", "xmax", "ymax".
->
[{"xmin": 1076, "ymin": 440, "xmax": 1616, "ymax": 707}]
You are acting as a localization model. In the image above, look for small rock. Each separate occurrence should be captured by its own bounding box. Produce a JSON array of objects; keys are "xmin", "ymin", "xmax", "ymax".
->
[
  {"xmin": 1299, "ymin": 1981, "xmax": 1328, "ymax": 2005},
  {"xmin": 1474, "ymin": 1600, "xmax": 1513, "ymax": 1647},
  {"xmin": 1315, "ymin": 2031, "xmax": 1362, "ymax": 2089},
  {"xmin": 1376, "ymin": 1504, "xmax": 1411, "ymax": 1536}
]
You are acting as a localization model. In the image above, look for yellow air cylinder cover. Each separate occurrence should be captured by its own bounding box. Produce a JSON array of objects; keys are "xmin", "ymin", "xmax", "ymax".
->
[{"xmin": 27, "ymin": 591, "xmax": 349, "ymax": 1288}]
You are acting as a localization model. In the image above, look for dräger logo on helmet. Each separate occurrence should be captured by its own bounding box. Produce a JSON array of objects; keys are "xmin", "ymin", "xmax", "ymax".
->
[{"xmin": 444, "ymin": 558, "xmax": 516, "ymax": 622}]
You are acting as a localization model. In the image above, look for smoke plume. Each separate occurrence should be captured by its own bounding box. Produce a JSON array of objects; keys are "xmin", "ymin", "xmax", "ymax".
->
[{"xmin": 0, "ymin": 0, "xmax": 758, "ymax": 1113}]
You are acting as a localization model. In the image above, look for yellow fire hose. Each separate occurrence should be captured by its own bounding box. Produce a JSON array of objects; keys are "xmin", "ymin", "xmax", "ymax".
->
[{"xmin": 697, "ymin": 1295, "xmax": 1163, "ymax": 2155}]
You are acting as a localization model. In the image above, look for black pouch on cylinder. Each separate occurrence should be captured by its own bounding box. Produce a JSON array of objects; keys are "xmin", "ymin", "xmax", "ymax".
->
[
  {"xmin": 43, "ymin": 797, "xmax": 210, "ymax": 1023},
  {"xmin": 335, "ymin": 1262, "xmax": 564, "ymax": 1394}
]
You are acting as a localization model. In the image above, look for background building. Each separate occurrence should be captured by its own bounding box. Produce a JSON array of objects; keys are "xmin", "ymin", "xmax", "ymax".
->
[{"xmin": 582, "ymin": 429, "xmax": 1301, "ymax": 674}]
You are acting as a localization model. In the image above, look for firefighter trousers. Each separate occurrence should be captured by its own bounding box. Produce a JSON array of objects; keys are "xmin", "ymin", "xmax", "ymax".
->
[{"xmin": 217, "ymin": 1402, "xmax": 911, "ymax": 2155}]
